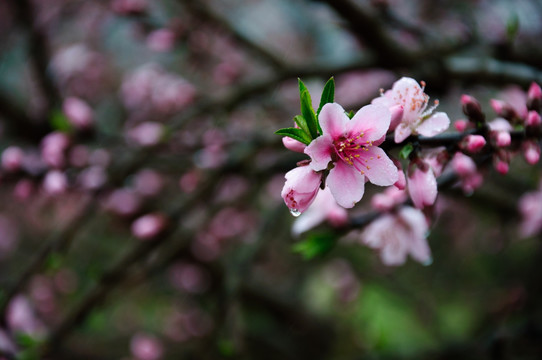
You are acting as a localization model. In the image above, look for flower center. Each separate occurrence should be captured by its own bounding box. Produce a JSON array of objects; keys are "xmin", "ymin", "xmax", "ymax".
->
[{"xmin": 333, "ymin": 133, "xmax": 380, "ymax": 175}]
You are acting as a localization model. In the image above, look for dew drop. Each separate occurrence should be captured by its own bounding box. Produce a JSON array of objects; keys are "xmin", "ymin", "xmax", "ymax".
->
[{"xmin": 289, "ymin": 208, "xmax": 301, "ymax": 217}]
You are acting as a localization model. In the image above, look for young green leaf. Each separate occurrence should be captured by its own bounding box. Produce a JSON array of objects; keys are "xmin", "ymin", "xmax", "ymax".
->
[
  {"xmin": 293, "ymin": 115, "xmax": 310, "ymax": 137},
  {"xmin": 317, "ymin": 77, "xmax": 335, "ymax": 116},
  {"xmin": 347, "ymin": 110, "xmax": 355, "ymax": 119},
  {"xmin": 292, "ymin": 232, "xmax": 337, "ymax": 260},
  {"xmin": 298, "ymin": 78, "xmax": 309, "ymax": 98},
  {"xmin": 275, "ymin": 127, "xmax": 311, "ymax": 145},
  {"xmin": 399, "ymin": 143, "xmax": 414, "ymax": 159},
  {"xmin": 50, "ymin": 109, "xmax": 72, "ymax": 132},
  {"xmin": 300, "ymin": 90, "xmax": 318, "ymax": 139}
]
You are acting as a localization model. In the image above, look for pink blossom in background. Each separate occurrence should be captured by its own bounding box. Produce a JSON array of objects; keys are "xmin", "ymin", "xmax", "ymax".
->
[
  {"xmin": 63, "ymin": 97, "xmax": 93, "ymax": 130},
  {"xmin": 492, "ymin": 86, "xmax": 528, "ymax": 120},
  {"xmin": 0, "ymin": 329, "xmax": 16, "ymax": 355},
  {"xmin": 361, "ymin": 206, "xmax": 431, "ymax": 266},
  {"xmin": 169, "ymin": 262, "xmax": 210, "ymax": 294},
  {"xmin": 69, "ymin": 145, "xmax": 90, "ymax": 168},
  {"xmin": 372, "ymin": 77, "xmax": 450, "ymax": 143},
  {"xmin": 112, "ymin": 0, "xmax": 147, "ymax": 15},
  {"xmin": 281, "ymin": 165, "xmax": 322, "ymax": 215},
  {"xmin": 104, "ymin": 189, "xmax": 142, "ymax": 217},
  {"xmin": 462, "ymin": 134, "xmax": 486, "ymax": 153},
  {"xmin": 78, "ymin": 166, "xmax": 107, "ymax": 190},
  {"xmin": 1, "ymin": 146, "xmax": 24, "ymax": 172},
  {"xmin": 371, "ymin": 186, "xmax": 408, "ymax": 212},
  {"xmin": 323, "ymin": 259, "xmax": 360, "ymax": 303},
  {"xmin": 292, "ymin": 186, "xmax": 348, "ymax": 236},
  {"xmin": 526, "ymin": 111, "xmax": 541, "ymax": 128},
  {"xmin": 7, "ymin": 296, "xmax": 46, "ymax": 337},
  {"xmin": 147, "ymin": 29, "xmax": 176, "ymax": 52},
  {"xmin": 407, "ymin": 160, "xmax": 437, "ymax": 209},
  {"xmin": 518, "ymin": 183, "xmax": 542, "ymax": 238},
  {"xmin": 451, "ymin": 152, "xmax": 483, "ymax": 194},
  {"xmin": 522, "ymin": 140, "xmax": 541, "ymax": 165},
  {"xmin": 126, "ymin": 122, "xmax": 164, "ymax": 147},
  {"xmin": 334, "ymin": 70, "xmax": 395, "ymax": 107},
  {"xmin": 131, "ymin": 213, "xmax": 167, "ymax": 240},
  {"xmin": 0, "ymin": 215, "xmax": 19, "ymax": 258},
  {"xmin": 130, "ymin": 333, "xmax": 163, "ymax": 360},
  {"xmin": 14, "ymin": 179, "xmax": 34, "ymax": 200},
  {"xmin": 42, "ymin": 170, "xmax": 68, "ymax": 195},
  {"xmin": 304, "ymin": 102, "xmax": 397, "ymax": 208},
  {"xmin": 41, "ymin": 132, "xmax": 70, "ymax": 168},
  {"xmin": 134, "ymin": 169, "xmax": 164, "ymax": 197}
]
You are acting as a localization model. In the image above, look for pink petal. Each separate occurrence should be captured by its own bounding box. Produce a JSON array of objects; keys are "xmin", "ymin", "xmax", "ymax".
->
[
  {"xmin": 319, "ymin": 103, "xmax": 348, "ymax": 139},
  {"xmin": 327, "ymin": 161, "xmax": 365, "ymax": 208},
  {"xmin": 283, "ymin": 165, "xmax": 321, "ymax": 194},
  {"xmin": 407, "ymin": 166, "xmax": 437, "ymax": 209},
  {"xmin": 394, "ymin": 123, "xmax": 412, "ymax": 143},
  {"xmin": 347, "ymin": 104, "xmax": 391, "ymax": 143},
  {"xmin": 361, "ymin": 146, "xmax": 398, "ymax": 186},
  {"xmin": 391, "ymin": 77, "xmax": 427, "ymax": 123},
  {"xmin": 305, "ymin": 134, "xmax": 333, "ymax": 171},
  {"xmin": 398, "ymin": 207, "xmax": 431, "ymax": 264},
  {"xmin": 282, "ymin": 137, "xmax": 306, "ymax": 153},
  {"xmin": 416, "ymin": 112, "xmax": 450, "ymax": 137}
]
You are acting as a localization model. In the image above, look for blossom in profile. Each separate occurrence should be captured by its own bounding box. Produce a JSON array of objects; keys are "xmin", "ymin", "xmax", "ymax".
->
[
  {"xmin": 292, "ymin": 186, "xmax": 348, "ymax": 236},
  {"xmin": 407, "ymin": 159, "xmax": 437, "ymax": 209},
  {"xmin": 361, "ymin": 206, "xmax": 431, "ymax": 266},
  {"xmin": 372, "ymin": 77, "xmax": 450, "ymax": 143},
  {"xmin": 281, "ymin": 165, "xmax": 322, "ymax": 215},
  {"xmin": 305, "ymin": 103, "xmax": 398, "ymax": 208}
]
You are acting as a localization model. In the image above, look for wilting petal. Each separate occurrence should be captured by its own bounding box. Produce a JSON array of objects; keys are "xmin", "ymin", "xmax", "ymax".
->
[
  {"xmin": 417, "ymin": 112, "xmax": 450, "ymax": 137},
  {"xmin": 319, "ymin": 103, "xmax": 348, "ymax": 139},
  {"xmin": 327, "ymin": 161, "xmax": 365, "ymax": 208},
  {"xmin": 348, "ymin": 104, "xmax": 391, "ymax": 143},
  {"xmin": 407, "ymin": 165, "xmax": 437, "ymax": 209},
  {"xmin": 361, "ymin": 147, "xmax": 398, "ymax": 186},
  {"xmin": 305, "ymin": 134, "xmax": 333, "ymax": 171}
]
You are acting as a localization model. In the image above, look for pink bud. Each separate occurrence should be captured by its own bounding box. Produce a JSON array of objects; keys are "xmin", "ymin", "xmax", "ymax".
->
[
  {"xmin": 407, "ymin": 162, "xmax": 437, "ymax": 209},
  {"xmin": 490, "ymin": 99, "xmax": 517, "ymax": 120},
  {"xmin": 527, "ymin": 82, "xmax": 542, "ymax": 111},
  {"xmin": 523, "ymin": 141, "xmax": 540, "ymax": 165},
  {"xmin": 394, "ymin": 169, "xmax": 406, "ymax": 190},
  {"xmin": 281, "ymin": 166, "xmax": 322, "ymax": 215},
  {"xmin": 63, "ymin": 97, "xmax": 93, "ymax": 129},
  {"xmin": 527, "ymin": 111, "xmax": 541, "ymax": 127},
  {"xmin": 461, "ymin": 95, "xmax": 484, "ymax": 122},
  {"xmin": 41, "ymin": 132, "xmax": 70, "ymax": 168},
  {"xmin": 495, "ymin": 131, "xmax": 511, "ymax": 147},
  {"xmin": 452, "ymin": 152, "xmax": 476, "ymax": 176},
  {"xmin": 2, "ymin": 146, "xmax": 24, "ymax": 172},
  {"xmin": 14, "ymin": 179, "xmax": 34, "ymax": 200},
  {"xmin": 131, "ymin": 213, "xmax": 167, "ymax": 240},
  {"xmin": 127, "ymin": 122, "xmax": 164, "ymax": 147},
  {"xmin": 463, "ymin": 135, "xmax": 486, "ymax": 153},
  {"xmin": 494, "ymin": 158, "xmax": 509, "ymax": 174},
  {"xmin": 282, "ymin": 136, "xmax": 306, "ymax": 153},
  {"xmin": 454, "ymin": 119, "xmax": 468, "ymax": 132}
]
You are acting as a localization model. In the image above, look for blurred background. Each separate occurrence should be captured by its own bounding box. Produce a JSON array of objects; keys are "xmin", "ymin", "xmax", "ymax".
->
[{"xmin": 1, "ymin": 0, "xmax": 542, "ymax": 359}]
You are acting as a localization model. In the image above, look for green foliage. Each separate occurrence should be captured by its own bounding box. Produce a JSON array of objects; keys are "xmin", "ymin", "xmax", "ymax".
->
[
  {"xmin": 15, "ymin": 333, "xmax": 42, "ymax": 360},
  {"xmin": 317, "ymin": 77, "xmax": 335, "ymax": 117},
  {"xmin": 275, "ymin": 127, "xmax": 312, "ymax": 145},
  {"xmin": 506, "ymin": 13, "xmax": 520, "ymax": 41},
  {"xmin": 292, "ymin": 232, "xmax": 337, "ymax": 260},
  {"xmin": 49, "ymin": 109, "xmax": 72, "ymax": 132},
  {"xmin": 399, "ymin": 143, "xmax": 414, "ymax": 159}
]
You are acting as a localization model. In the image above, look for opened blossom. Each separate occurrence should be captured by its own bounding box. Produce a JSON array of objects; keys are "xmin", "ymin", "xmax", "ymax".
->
[
  {"xmin": 305, "ymin": 103, "xmax": 398, "ymax": 208},
  {"xmin": 372, "ymin": 77, "xmax": 450, "ymax": 143},
  {"xmin": 361, "ymin": 206, "xmax": 432, "ymax": 266}
]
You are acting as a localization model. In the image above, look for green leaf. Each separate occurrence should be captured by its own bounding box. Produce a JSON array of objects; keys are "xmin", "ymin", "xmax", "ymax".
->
[
  {"xmin": 399, "ymin": 143, "xmax": 414, "ymax": 159},
  {"xmin": 46, "ymin": 252, "xmax": 63, "ymax": 271},
  {"xmin": 317, "ymin": 77, "xmax": 335, "ymax": 116},
  {"xmin": 300, "ymin": 90, "xmax": 318, "ymax": 139},
  {"xmin": 347, "ymin": 110, "xmax": 355, "ymax": 119},
  {"xmin": 506, "ymin": 13, "xmax": 519, "ymax": 40},
  {"xmin": 298, "ymin": 78, "xmax": 309, "ymax": 98},
  {"xmin": 292, "ymin": 232, "xmax": 337, "ymax": 260},
  {"xmin": 293, "ymin": 115, "xmax": 310, "ymax": 137},
  {"xmin": 15, "ymin": 333, "xmax": 39, "ymax": 349},
  {"xmin": 275, "ymin": 127, "xmax": 311, "ymax": 145},
  {"xmin": 49, "ymin": 109, "xmax": 72, "ymax": 132}
]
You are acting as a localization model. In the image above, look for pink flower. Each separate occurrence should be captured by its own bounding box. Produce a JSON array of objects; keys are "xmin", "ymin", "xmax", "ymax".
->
[
  {"xmin": 451, "ymin": 152, "xmax": 483, "ymax": 194},
  {"xmin": 131, "ymin": 213, "xmax": 167, "ymax": 240},
  {"xmin": 522, "ymin": 140, "xmax": 540, "ymax": 165},
  {"xmin": 407, "ymin": 160, "xmax": 437, "ymax": 209},
  {"xmin": 361, "ymin": 206, "xmax": 432, "ymax": 266},
  {"xmin": 462, "ymin": 134, "xmax": 486, "ymax": 153},
  {"xmin": 292, "ymin": 186, "xmax": 348, "ymax": 236},
  {"xmin": 130, "ymin": 333, "xmax": 163, "ymax": 360},
  {"xmin": 1, "ymin": 146, "xmax": 24, "ymax": 172},
  {"xmin": 305, "ymin": 103, "xmax": 398, "ymax": 208},
  {"xmin": 518, "ymin": 184, "xmax": 542, "ymax": 237},
  {"xmin": 281, "ymin": 165, "xmax": 322, "ymax": 215},
  {"xmin": 63, "ymin": 97, "xmax": 93, "ymax": 130},
  {"xmin": 372, "ymin": 77, "xmax": 450, "ymax": 143},
  {"xmin": 371, "ymin": 186, "xmax": 408, "ymax": 212}
]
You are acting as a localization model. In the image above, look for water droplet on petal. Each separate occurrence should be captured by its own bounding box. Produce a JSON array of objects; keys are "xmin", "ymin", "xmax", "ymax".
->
[{"xmin": 289, "ymin": 208, "xmax": 301, "ymax": 217}]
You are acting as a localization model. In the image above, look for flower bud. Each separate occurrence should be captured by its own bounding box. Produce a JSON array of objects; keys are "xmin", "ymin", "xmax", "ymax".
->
[
  {"xmin": 523, "ymin": 141, "xmax": 540, "ymax": 165},
  {"xmin": 454, "ymin": 119, "xmax": 468, "ymax": 132},
  {"xmin": 43, "ymin": 170, "xmax": 68, "ymax": 195},
  {"xmin": 527, "ymin": 111, "xmax": 541, "ymax": 127},
  {"xmin": 407, "ymin": 161, "xmax": 437, "ymax": 209},
  {"xmin": 490, "ymin": 99, "xmax": 518, "ymax": 121},
  {"xmin": 527, "ymin": 82, "xmax": 542, "ymax": 112},
  {"xmin": 131, "ymin": 213, "xmax": 168, "ymax": 240},
  {"xmin": 281, "ymin": 166, "xmax": 322, "ymax": 215},
  {"xmin": 461, "ymin": 95, "xmax": 485, "ymax": 123},
  {"xmin": 63, "ymin": 97, "xmax": 93, "ymax": 130},
  {"xmin": 462, "ymin": 135, "xmax": 486, "ymax": 153},
  {"xmin": 452, "ymin": 152, "xmax": 476, "ymax": 176},
  {"xmin": 282, "ymin": 136, "xmax": 306, "ymax": 153}
]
